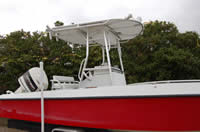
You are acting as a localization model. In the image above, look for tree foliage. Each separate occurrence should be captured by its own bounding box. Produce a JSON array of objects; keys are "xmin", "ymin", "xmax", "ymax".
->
[
  {"xmin": 54, "ymin": 21, "xmax": 64, "ymax": 26},
  {"xmin": 0, "ymin": 20, "xmax": 200, "ymax": 93},
  {"xmin": 123, "ymin": 21, "xmax": 200, "ymax": 83}
]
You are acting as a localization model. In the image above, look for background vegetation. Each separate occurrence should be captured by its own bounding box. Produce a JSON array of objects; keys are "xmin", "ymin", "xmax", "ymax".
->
[{"xmin": 0, "ymin": 21, "xmax": 200, "ymax": 94}]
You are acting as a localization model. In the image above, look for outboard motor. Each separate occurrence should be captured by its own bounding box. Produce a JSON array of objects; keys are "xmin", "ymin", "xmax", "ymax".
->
[{"xmin": 15, "ymin": 67, "xmax": 48, "ymax": 93}]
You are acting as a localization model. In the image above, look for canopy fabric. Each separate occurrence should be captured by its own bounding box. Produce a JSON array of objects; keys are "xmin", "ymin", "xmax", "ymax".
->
[{"xmin": 48, "ymin": 19, "xmax": 143, "ymax": 46}]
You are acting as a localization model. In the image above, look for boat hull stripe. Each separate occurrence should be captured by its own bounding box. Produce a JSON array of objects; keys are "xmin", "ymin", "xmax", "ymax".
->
[{"xmin": 1, "ymin": 94, "xmax": 200, "ymax": 100}]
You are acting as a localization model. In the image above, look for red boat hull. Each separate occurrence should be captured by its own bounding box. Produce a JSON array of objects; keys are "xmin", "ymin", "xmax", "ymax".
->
[{"xmin": 0, "ymin": 96, "xmax": 200, "ymax": 131}]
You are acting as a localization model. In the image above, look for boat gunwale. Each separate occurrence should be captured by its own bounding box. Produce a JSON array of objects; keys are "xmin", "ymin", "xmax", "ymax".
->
[{"xmin": 0, "ymin": 94, "xmax": 200, "ymax": 100}]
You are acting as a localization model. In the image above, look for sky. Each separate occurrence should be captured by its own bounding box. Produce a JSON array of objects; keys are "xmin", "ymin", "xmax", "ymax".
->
[{"xmin": 0, "ymin": 0, "xmax": 200, "ymax": 35}]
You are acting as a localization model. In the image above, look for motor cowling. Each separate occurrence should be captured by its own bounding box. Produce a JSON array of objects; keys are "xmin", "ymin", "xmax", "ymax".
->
[{"xmin": 15, "ymin": 67, "xmax": 48, "ymax": 93}]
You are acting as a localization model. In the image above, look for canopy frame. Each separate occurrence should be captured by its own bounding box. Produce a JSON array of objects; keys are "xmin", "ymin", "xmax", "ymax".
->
[{"xmin": 47, "ymin": 18, "xmax": 143, "ymax": 84}]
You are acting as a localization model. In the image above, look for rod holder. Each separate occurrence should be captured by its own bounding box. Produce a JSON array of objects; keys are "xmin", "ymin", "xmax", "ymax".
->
[{"xmin": 40, "ymin": 61, "xmax": 45, "ymax": 132}]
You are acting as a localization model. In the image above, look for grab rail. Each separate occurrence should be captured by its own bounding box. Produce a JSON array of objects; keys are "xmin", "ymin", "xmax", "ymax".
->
[{"xmin": 78, "ymin": 59, "xmax": 85, "ymax": 80}]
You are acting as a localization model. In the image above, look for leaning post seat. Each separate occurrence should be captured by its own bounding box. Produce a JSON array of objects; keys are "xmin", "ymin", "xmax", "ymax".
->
[{"xmin": 51, "ymin": 75, "xmax": 79, "ymax": 90}]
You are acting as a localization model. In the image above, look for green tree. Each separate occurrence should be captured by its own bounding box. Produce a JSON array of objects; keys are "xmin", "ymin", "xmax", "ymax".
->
[
  {"xmin": 122, "ymin": 21, "xmax": 200, "ymax": 83},
  {"xmin": 54, "ymin": 21, "xmax": 64, "ymax": 26},
  {"xmin": 0, "ymin": 30, "xmax": 81, "ymax": 93}
]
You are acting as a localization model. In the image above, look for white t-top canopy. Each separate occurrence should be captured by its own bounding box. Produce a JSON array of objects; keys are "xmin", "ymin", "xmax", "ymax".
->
[{"xmin": 48, "ymin": 19, "xmax": 143, "ymax": 46}]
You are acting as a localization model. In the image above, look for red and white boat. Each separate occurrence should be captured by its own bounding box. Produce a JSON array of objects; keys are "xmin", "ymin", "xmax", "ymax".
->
[{"xmin": 0, "ymin": 17, "xmax": 200, "ymax": 132}]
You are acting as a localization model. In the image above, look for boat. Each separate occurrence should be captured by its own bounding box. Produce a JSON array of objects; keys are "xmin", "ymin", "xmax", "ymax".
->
[{"xmin": 0, "ymin": 16, "xmax": 200, "ymax": 132}]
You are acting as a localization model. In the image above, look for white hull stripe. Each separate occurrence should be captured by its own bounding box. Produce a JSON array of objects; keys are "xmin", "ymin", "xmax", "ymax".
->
[{"xmin": 0, "ymin": 94, "xmax": 200, "ymax": 100}]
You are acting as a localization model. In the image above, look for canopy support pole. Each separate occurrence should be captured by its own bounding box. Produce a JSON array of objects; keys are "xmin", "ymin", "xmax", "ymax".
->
[
  {"xmin": 102, "ymin": 47, "xmax": 105, "ymax": 65},
  {"xmin": 117, "ymin": 39, "xmax": 124, "ymax": 72},
  {"xmin": 103, "ymin": 30, "xmax": 112, "ymax": 85}
]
